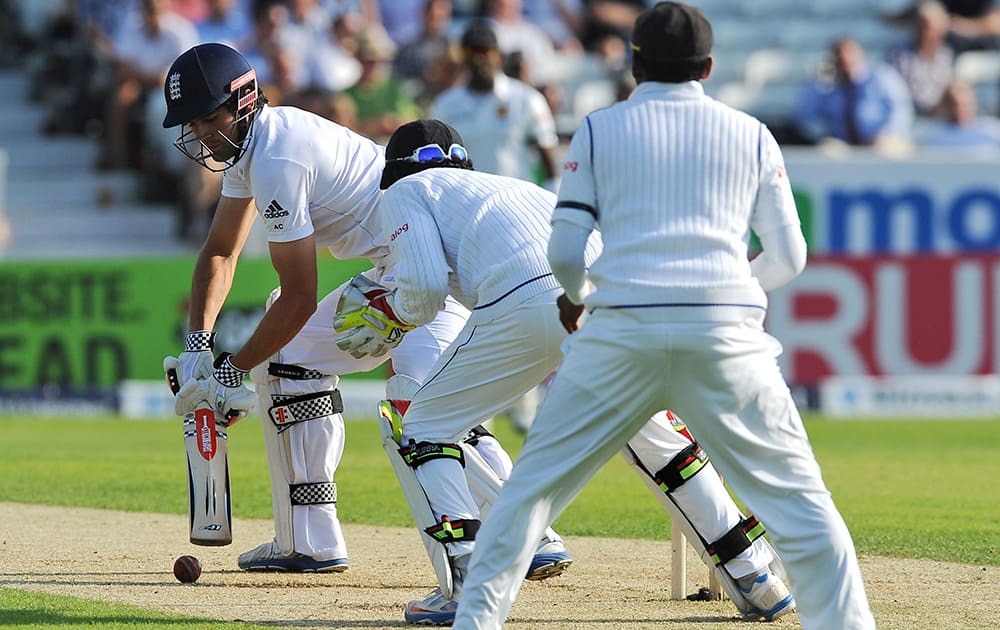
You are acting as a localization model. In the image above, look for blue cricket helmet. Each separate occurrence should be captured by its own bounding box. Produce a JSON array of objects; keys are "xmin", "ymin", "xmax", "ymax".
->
[
  {"xmin": 163, "ymin": 43, "xmax": 257, "ymax": 128},
  {"xmin": 163, "ymin": 43, "xmax": 263, "ymax": 171}
]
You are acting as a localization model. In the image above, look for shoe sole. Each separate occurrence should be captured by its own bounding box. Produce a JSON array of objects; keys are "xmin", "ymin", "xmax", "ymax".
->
[
  {"xmin": 525, "ymin": 558, "xmax": 573, "ymax": 581},
  {"xmin": 404, "ymin": 610, "xmax": 455, "ymax": 626},
  {"xmin": 404, "ymin": 618, "xmax": 454, "ymax": 626},
  {"xmin": 240, "ymin": 562, "xmax": 349, "ymax": 573},
  {"xmin": 741, "ymin": 595, "xmax": 796, "ymax": 622}
]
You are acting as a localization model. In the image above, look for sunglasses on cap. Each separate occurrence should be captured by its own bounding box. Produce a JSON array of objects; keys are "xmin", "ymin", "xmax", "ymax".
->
[{"xmin": 388, "ymin": 143, "xmax": 468, "ymax": 164}]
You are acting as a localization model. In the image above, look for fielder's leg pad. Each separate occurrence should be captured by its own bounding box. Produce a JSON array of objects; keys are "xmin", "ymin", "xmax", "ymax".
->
[
  {"xmin": 290, "ymin": 481, "xmax": 337, "ymax": 506},
  {"xmin": 385, "ymin": 374, "xmax": 421, "ymax": 417},
  {"xmin": 425, "ymin": 516, "xmax": 481, "ymax": 544},
  {"xmin": 400, "ymin": 440, "xmax": 466, "ymax": 468},
  {"xmin": 378, "ymin": 401, "xmax": 458, "ymax": 598},
  {"xmin": 707, "ymin": 515, "xmax": 767, "ymax": 567},
  {"xmin": 267, "ymin": 390, "xmax": 344, "ymax": 433},
  {"xmin": 653, "ymin": 442, "xmax": 709, "ymax": 493},
  {"xmin": 623, "ymin": 443, "xmax": 754, "ymax": 613}
]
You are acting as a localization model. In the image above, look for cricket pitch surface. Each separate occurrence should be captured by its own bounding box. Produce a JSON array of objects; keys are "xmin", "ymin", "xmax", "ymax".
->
[{"xmin": 2, "ymin": 502, "xmax": 997, "ymax": 629}]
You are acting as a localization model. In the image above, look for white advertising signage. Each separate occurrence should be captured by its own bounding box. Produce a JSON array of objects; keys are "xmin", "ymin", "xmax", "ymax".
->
[
  {"xmin": 784, "ymin": 148, "xmax": 1000, "ymax": 256},
  {"xmin": 820, "ymin": 375, "xmax": 1000, "ymax": 418},
  {"xmin": 763, "ymin": 151, "xmax": 1000, "ymax": 417}
]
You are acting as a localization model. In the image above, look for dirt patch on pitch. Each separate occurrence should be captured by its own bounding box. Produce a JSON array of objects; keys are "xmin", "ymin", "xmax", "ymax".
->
[{"xmin": 1, "ymin": 502, "xmax": 997, "ymax": 629}]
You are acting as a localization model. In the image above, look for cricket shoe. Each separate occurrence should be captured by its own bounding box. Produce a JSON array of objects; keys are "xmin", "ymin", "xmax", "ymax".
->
[
  {"xmin": 404, "ymin": 587, "xmax": 458, "ymax": 626},
  {"xmin": 526, "ymin": 537, "xmax": 573, "ymax": 581},
  {"xmin": 238, "ymin": 539, "xmax": 349, "ymax": 572},
  {"xmin": 405, "ymin": 553, "xmax": 468, "ymax": 625},
  {"xmin": 738, "ymin": 570, "xmax": 796, "ymax": 621}
]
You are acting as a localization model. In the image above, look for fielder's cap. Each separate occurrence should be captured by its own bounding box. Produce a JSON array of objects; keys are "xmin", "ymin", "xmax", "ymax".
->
[
  {"xmin": 630, "ymin": 1, "xmax": 713, "ymax": 65},
  {"xmin": 163, "ymin": 42, "xmax": 254, "ymax": 128},
  {"xmin": 461, "ymin": 19, "xmax": 499, "ymax": 50},
  {"xmin": 380, "ymin": 119, "xmax": 468, "ymax": 189}
]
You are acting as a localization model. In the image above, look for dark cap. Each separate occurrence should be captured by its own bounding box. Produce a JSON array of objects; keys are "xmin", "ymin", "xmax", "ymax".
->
[
  {"xmin": 631, "ymin": 2, "xmax": 713, "ymax": 65},
  {"xmin": 461, "ymin": 19, "xmax": 499, "ymax": 50},
  {"xmin": 380, "ymin": 119, "xmax": 468, "ymax": 189}
]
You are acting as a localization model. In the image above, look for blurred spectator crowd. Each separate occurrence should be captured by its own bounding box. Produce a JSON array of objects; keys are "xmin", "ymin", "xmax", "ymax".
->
[
  {"xmin": 788, "ymin": 0, "xmax": 1000, "ymax": 154},
  {"xmin": 2, "ymin": 0, "xmax": 1000, "ymax": 244},
  {"xmin": 1, "ymin": 0, "xmax": 645, "ymax": 242}
]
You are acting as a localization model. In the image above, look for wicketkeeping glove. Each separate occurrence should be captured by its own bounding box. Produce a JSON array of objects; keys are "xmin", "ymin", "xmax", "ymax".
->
[
  {"xmin": 333, "ymin": 274, "xmax": 417, "ymax": 359},
  {"xmin": 163, "ymin": 330, "xmax": 216, "ymax": 398}
]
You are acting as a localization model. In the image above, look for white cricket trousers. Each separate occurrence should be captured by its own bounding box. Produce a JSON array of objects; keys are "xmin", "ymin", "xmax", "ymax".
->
[{"xmin": 453, "ymin": 306, "xmax": 875, "ymax": 630}]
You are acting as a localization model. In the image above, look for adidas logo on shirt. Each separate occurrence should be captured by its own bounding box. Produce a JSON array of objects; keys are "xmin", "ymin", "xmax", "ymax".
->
[{"xmin": 263, "ymin": 200, "xmax": 289, "ymax": 220}]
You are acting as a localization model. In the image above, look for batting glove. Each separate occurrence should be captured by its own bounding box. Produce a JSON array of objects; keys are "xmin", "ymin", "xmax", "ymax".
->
[
  {"xmin": 206, "ymin": 353, "xmax": 257, "ymax": 424},
  {"xmin": 163, "ymin": 330, "xmax": 216, "ymax": 396},
  {"xmin": 173, "ymin": 378, "xmax": 213, "ymax": 417},
  {"xmin": 333, "ymin": 275, "xmax": 416, "ymax": 359}
]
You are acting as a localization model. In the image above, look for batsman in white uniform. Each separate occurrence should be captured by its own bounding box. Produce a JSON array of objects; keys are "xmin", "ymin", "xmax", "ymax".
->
[
  {"xmin": 453, "ymin": 3, "xmax": 876, "ymax": 630},
  {"xmin": 158, "ymin": 43, "xmax": 566, "ymax": 577},
  {"xmin": 333, "ymin": 119, "xmax": 795, "ymax": 625}
]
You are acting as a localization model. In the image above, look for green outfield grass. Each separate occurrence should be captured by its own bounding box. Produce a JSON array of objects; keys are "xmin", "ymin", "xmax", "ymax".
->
[
  {"xmin": 1, "ymin": 413, "xmax": 998, "ymax": 568},
  {"xmin": 0, "ymin": 587, "xmax": 268, "ymax": 629}
]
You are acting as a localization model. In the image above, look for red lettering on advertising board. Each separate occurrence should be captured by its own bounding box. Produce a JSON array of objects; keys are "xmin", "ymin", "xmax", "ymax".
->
[{"xmin": 766, "ymin": 255, "xmax": 997, "ymax": 384}]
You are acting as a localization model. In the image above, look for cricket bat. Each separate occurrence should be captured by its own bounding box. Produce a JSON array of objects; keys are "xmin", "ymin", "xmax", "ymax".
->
[{"xmin": 166, "ymin": 368, "xmax": 233, "ymax": 546}]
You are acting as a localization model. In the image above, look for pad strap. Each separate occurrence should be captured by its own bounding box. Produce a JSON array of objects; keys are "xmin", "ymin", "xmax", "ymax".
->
[
  {"xmin": 425, "ymin": 516, "xmax": 481, "ymax": 543},
  {"xmin": 706, "ymin": 515, "xmax": 767, "ymax": 566},
  {"xmin": 400, "ymin": 441, "xmax": 466, "ymax": 468},
  {"xmin": 653, "ymin": 442, "xmax": 709, "ymax": 493},
  {"xmin": 289, "ymin": 481, "xmax": 338, "ymax": 506},
  {"xmin": 268, "ymin": 390, "xmax": 344, "ymax": 432},
  {"xmin": 463, "ymin": 424, "xmax": 495, "ymax": 445},
  {"xmin": 268, "ymin": 362, "xmax": 328, "ymax": 380}
]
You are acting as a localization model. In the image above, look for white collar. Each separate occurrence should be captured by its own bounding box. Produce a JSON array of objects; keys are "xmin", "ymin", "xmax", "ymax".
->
[{"xmin": 629, "ymin": 80, "xmax": 706, "ymax": 102}]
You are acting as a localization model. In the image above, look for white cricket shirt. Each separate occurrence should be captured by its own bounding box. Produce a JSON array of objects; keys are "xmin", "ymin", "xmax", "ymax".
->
[
  {"xmin": 554, "ymin": 81, "xmax": 800, "ymax": 310},
  {"xmin": 222, "ymin": 105, "xmax": 389, "ymax": 263},
  {"xmin": 379, "ymin": 168, "xmax": 598, "ymax": 326}
]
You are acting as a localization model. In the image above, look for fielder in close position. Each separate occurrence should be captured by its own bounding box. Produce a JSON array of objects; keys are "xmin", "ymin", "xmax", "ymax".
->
[
  {"xmin": 333, "ymin": 119, "xmax": 794, "ymax": 626},
  {"xmin": 453, "ymin": 3, "xmax": 875, "ymax": 629},
  {"xmin": 158, "ymin": 42, "xmax": 570, "ymax": 578}
]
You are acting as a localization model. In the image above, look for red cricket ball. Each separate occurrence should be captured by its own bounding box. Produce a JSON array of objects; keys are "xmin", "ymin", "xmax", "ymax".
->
[{"xmin": 173, "ymin": 555, "xmax": 202, "ymax": 583}]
